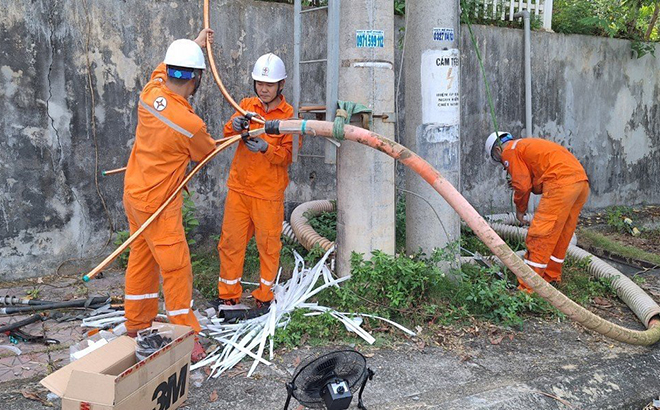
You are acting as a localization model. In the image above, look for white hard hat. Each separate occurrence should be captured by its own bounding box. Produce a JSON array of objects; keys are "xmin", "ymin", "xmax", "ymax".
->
[
  {"xmin": 251, "ymin": 53, "xmax": 287, "ymax": 83},
  {"xmin": 484, "ymin": 132, "xmax": 511, "ymax": 161},
  {"xmin": 164, "ymin": 39, "xmax": 206, "ymax": 70}
]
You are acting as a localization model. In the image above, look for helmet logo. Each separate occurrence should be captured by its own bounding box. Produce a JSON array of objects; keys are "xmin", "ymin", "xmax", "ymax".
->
[
  {"xmin": 154, "ymin": 96, "xmax": 167, "ymax": 112},
  {"xmin": 262, "ymin": 66, "xmax": 269, "ymax": 77},
  {"xmin": 504, "ymin": 160, "xmax": 509, "ymax": 168}
]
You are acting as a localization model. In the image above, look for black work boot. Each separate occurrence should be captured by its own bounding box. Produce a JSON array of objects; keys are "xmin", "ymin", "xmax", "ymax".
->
[
  {"xmin": 255, "ymin": 300, "xmax": 272, "ymax": 310},
  {"xmin": 210, "ymin": 298, "xmax": 238, "ymax": 310}
]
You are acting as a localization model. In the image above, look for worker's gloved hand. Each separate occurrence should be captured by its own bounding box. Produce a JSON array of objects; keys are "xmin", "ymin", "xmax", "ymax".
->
[
  {"xmin": 516, "ymin": 210, "xmax": 529, "ymax": 225},
  {"xmin": 245, "ymin": 137, "xmax": 269, "ymax": 153},
  {"xmin": 232, "ymin": 116, "xmax": 248, "ymax": 133}
]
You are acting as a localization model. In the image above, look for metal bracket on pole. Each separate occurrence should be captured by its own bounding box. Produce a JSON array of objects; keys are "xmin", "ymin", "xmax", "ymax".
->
[{"xmin": 373, "ymin": 112, "xmax": 397, "ymax": 123}]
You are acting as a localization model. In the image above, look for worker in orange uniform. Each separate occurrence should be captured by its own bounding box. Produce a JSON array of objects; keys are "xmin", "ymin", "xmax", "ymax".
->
[
  {"xmin": 215, "ymin": 53, "xmax": 298, "ymax": 310},
  {"xmin": 123, "ymin": 29, "xmax": 216, "ymax": 362},
  {"xmin": 485, "ymin": 133, "xmax": 589, "ymax": 290}
]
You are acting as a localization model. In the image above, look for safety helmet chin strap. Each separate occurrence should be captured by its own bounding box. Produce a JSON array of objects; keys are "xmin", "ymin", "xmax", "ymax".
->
[{"xmin": 191, "ymin": 70, "xmax": 203, "ymax": 96}]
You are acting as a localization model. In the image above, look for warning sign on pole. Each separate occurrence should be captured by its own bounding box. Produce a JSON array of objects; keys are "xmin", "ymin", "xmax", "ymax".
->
[{"xmin": 421, "ymin": 48, "xmax": 460, "ymax": 125}]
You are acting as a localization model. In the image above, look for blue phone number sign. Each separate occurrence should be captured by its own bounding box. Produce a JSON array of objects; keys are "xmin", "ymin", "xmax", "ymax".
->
[
  {"xmin": 433, "ymin": 28, "xmax": 455, "ymax": 42},
  {"xmin": 356, "ymin": 30, "xmax": 385, "ymax": 48}
]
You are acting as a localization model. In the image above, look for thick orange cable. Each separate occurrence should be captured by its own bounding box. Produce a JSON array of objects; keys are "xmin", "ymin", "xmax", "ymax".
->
[{"xmin": 203, "ymin": 0, "xmax": 264, "ymax": 124}]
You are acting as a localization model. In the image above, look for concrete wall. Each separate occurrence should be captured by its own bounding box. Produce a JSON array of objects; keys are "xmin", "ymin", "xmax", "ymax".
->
[
  {"xmin": 1, "ymin": 1, "xmax": 658, "ymax": 280},
  {"xmin": 0, "ymin": 0, "xmax": 333, "ymax": 280}
]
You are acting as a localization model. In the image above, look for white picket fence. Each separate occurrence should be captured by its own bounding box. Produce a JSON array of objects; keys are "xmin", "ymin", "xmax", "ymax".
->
[{"xmin": 474, "ymin": 0, "xmax": 554, "ymax": 30}]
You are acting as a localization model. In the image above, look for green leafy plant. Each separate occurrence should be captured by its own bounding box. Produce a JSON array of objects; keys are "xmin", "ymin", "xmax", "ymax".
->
[
  {"xmin": 26, "ymin": 288, "xmax": 40, "ymax": 300},
  {"xmin": 306, "ymin": 208, "xmax": 337, "ymax": 242},
  {"xmin": 273, "ymin": 309, "xmax": 344, "ymax": 348},
  {"xmin": 318, "ymin": 250, "xmax": 446, "ymax": 322},
  {"xmin": 192, "ymin": 252, "xmax": 220, "ymax": 300},
  {"xmin": 182, "ymin": 191, "xmax": 200, "ymax": 246},
  {"xmin": 113, "ymin": 230, "xmax": 130, "ymax": 268},
  {"xmin": 605, "ymin": 205, "xmax": 635, "ymax": 233},
  {"xmin": 394, "ymin": 0, "xmax": 405, "ymax": 16}
]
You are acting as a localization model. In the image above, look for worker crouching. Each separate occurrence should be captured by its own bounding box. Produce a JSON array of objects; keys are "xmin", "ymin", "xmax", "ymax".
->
[{"xmin": 485, "ymin": 133, "xmax": 589, "ymax": 290}]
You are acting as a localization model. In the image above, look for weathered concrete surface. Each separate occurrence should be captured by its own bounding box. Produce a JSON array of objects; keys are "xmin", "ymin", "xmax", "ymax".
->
[
  {"xmin": 461, "ymin": 25, "xmax": 660, "ymax": 214},
  {"xmin": 0, "ymin": 0, "xmax": 333, "ymax": 281}
]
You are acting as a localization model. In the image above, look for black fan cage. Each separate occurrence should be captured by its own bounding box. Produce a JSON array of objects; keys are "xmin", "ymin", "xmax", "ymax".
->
[{"xmin": 291, "ymin": 349, "xmax": 368, "ymax": 408}]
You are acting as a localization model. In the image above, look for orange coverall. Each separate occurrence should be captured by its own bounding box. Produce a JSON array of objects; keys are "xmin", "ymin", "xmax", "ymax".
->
[
  {"xmin": 123, "ymin": 63, "xmax": 216, "ymax": 333},
  {"xmin": 218, "ymin": 96, "xmax": 297, "ymax": 303},
  {"xmin": 501, "ymin": 138, "xmax": 589, "ymax": 288}
]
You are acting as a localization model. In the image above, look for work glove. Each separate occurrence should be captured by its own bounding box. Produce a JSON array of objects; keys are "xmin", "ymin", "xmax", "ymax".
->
[
  {"xmin": 231, "ymin": 116, "xmax": 248, "ymax": 133},
  {"xmin": 245, "ymin": 137, "xmax": 269, "ymax": 153}
]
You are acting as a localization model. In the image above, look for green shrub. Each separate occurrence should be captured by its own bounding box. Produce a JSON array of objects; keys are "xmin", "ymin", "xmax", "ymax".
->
[
  {"xmin": 274, "ymin": 309, "xmax": 344, "ymax": 348},
  {"xmin": 113, "ymin": 230, "xmax": 130, "ymax": 268},
  {"xmin": 605, "ymin": 205, "xmax": 634, "ymax": 233}
]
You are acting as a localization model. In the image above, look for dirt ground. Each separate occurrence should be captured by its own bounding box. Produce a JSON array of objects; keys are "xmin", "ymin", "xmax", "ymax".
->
[{"xmin": 580, "ymin": 205, "xmax": 660, "ymax": 256}]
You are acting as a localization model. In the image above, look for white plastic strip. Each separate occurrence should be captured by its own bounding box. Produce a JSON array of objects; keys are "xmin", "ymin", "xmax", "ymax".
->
[{"xmin": 0, "ymin": 345, "xmax": 21, "ymax": 355}]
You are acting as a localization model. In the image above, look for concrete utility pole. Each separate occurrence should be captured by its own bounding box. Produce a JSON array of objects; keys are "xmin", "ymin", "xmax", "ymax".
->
[
  {"xmin": 404, "ymin": 1, "xmax": 461, "ymax": 257},
  {"xmin": 336, "ymin": 0, "xmax": 396, "ymax": 276}
]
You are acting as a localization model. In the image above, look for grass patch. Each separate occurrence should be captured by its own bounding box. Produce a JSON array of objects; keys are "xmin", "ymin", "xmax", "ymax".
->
[{"xmin": 578, "ymin": 228, "xmax": 660, "ymax": 267}]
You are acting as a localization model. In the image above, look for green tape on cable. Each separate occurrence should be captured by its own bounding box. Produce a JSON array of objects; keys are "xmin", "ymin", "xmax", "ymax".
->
[{"xmin": 332, "ymin": 100, "xmax": 372, "ymax": 141}]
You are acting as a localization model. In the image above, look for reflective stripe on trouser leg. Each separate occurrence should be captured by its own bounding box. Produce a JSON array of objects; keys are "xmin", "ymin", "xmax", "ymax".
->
[
  {"xmin": 218, "ymin": 190, "xmax": 254, "ymax": 300},
  {"xmin": 251, "ymin": 197, "xmax": 284, "ymax": 303},
  {"xmin": 545, "ymin": 181, "xmax": 590, "ymax": 282},
  {"xmin": 124, "ymin": 199, "xmax": 160, "ymax": 332}
]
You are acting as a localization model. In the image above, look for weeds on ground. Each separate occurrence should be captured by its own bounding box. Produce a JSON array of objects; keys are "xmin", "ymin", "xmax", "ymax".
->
[
  {"xmin": 556, "ymin": 255, "xmax": 614, "ymax": 306},
  {"xmin": 192, "ymin": 253, "xmax": 220, "ymax": 300},
  {"xmin": 605, "ymin": 205, "xmax": 635, "ymax": 234},
  {"xmin": 274, "ymin": 309, "xmax": 345, "ymax": 348},
  {"xmin": 578, "ymin": 228, "xmax": 660, "ymax": 266}
]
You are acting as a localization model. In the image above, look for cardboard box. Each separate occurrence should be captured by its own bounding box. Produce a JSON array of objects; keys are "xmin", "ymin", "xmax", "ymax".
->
[{"xmin": 41, "ymin": 323, "xmax": 195, "ymax": 410}]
